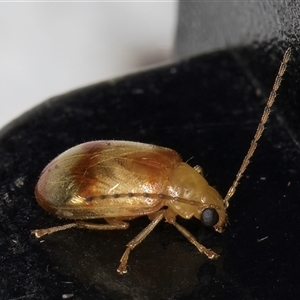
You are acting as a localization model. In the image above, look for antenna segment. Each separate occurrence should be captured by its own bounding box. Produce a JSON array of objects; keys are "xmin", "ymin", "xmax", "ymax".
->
[{"xmin": 223, "ymin": 48, "xmax": 292, "ymax": 208}]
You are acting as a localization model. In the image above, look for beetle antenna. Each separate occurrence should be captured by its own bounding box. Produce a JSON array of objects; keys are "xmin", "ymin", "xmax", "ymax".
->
[{"xmin": 223, "ymin": 47, "xmax": 292, "ymax": 208}]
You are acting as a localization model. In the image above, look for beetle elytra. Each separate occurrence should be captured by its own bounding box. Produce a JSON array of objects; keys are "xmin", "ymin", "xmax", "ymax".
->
[{"xmin": 32, "ymin": 48, "xmax": 291, "ymax": 274}]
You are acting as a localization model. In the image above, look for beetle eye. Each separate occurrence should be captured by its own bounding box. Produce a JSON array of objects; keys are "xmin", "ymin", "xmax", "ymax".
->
[{"xmin": 201, "ymin": 208, "xmax": 219, "ymax": 227}]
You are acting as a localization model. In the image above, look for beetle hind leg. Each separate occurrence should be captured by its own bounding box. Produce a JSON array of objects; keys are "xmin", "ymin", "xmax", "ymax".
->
[
  {"xmin": 31, "ymin": 223, "xmax": 78, "ymax": 238},
  {"xmin": 31, "ymin": 219, "xmax": 129, "ymax": 238},
  {"xmin": 76, "ymin": 219, "xmax": 129, "ymax": 230}
]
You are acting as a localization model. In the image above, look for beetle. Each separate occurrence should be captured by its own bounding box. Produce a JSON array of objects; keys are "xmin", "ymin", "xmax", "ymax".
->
[{"xmin": 32, "ymin": 48, "xmax": 291, "ymax": 274}]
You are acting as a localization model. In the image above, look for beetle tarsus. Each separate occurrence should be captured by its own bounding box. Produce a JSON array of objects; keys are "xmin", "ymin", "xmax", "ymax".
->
[
  {"xmin": 31, "ymin": 229, "xmax": 46, "ymax": 238},
  {"xmin": 117, "ymin": 247, "xmax": 131, "ymax": 274},
  {"xmin": 206, "ymin": 250, "xmax": 219, "ymax": 259}
]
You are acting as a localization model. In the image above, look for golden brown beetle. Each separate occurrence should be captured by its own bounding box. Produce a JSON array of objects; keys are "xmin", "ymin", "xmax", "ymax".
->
[{"xmin": 32, "ymin": 48, "xmax": 291, "ymax": 274}]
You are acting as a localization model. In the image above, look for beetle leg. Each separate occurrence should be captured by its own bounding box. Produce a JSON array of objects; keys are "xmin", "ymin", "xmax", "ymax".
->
[
  {"xmin": 165, "ymin": 209, "xmax": 219, "ymax": 260},
  {"xmin": 31, "ymin": 223, "xmax": 78, "ymax": 238},
  {"xmin": 172, "ymin": 221, "xmax": 219, "ymax": 259},
  {"xmin": 31, "ymin": 219, "xmax": 129, "ymax": 238},
  {"xmin": 193, "ymin": 165, "xmax": 203, "ymax": 175},
  {"xmin": 76, "ymin": 219, "xmax": 129, "ymax": 230},
  {"xmin": 117, "ymin": 209, "xmax": 166, "ymax": 275}
]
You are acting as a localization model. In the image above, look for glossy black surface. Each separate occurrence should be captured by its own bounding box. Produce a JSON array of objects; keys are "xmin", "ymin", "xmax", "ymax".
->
[{"xmin": 0, "ymin": 45, "xmax": 299, "ymax": 299}]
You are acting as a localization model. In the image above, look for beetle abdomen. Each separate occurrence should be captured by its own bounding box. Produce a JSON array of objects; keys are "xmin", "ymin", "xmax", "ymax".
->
[{"xmin": 35, "ymin": 140, "xmax": 181, "ymax": 218}]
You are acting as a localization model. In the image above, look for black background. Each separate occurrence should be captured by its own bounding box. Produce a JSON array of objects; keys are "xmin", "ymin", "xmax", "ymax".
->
[{"xmin": 1, "ymin": 2, "xmax": 300, "ymax": 300}]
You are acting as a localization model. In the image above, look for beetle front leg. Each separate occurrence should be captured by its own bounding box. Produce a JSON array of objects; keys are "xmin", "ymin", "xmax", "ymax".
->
[
  {"xmin": 117, "ymin": 209, "xmax": 166, "ymax": 274},
  {"xmin": 172, "ymin": 221, "xmax": 219, "ymax": 259},
  {"xmin": 165, "ymin": 209, "xmax": 219, "ymax": 260}
]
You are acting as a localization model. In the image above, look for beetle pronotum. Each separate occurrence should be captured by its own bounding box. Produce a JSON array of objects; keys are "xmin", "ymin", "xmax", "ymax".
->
[{"xmin": 32, "ymin": 48, "xmax": 291, "ymax": 274}]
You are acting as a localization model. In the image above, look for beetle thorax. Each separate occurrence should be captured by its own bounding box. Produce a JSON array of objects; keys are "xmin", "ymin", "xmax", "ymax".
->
[{"xmin": 165, "ymin": 162, "xmax": 225, "ymax": 222}]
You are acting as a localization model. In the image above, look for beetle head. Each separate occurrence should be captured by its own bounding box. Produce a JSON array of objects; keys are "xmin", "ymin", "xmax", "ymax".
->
[{"xmin": 197, "ymin": 185, "xmax": 227, "ymax": 233}]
